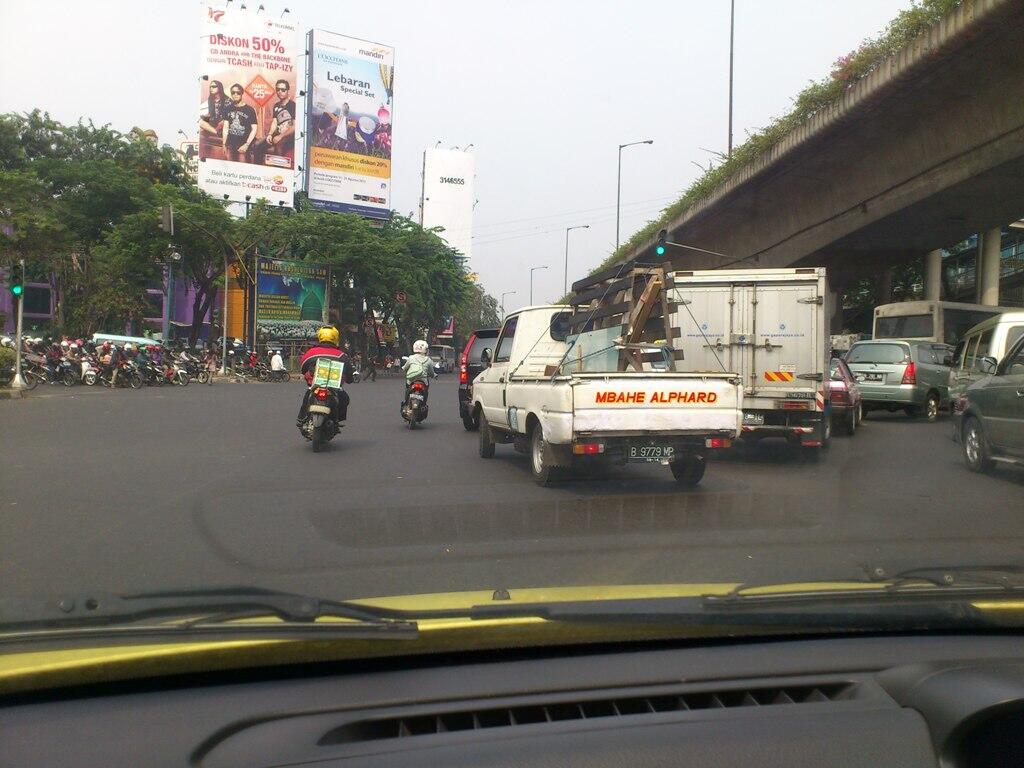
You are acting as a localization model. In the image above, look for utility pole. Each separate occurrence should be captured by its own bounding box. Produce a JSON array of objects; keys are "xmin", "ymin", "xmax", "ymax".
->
[{"xmin": 220, "ymin": 255, "xmax": 229, "ymax": 374}]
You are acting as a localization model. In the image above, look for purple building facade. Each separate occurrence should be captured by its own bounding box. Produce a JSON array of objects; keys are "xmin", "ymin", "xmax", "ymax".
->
[{"xmin": 1, "ymin": 269, "xmax": 213, "ymax": 341}]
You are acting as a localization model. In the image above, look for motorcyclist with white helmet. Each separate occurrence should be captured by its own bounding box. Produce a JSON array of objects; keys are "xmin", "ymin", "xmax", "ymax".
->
[{"xmin": 401, "ymin": 340, "xmax": 437, "ymax": 409}]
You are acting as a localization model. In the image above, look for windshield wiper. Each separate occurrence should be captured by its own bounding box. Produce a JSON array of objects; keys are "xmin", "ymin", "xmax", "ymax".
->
[
  {"xmin": 0, "ymin": 587, "xmax": 419, "ymax": 644},
  {"xmin": 459, "ymin": 568, "xmax": 1024, "ymax": 631},
  {"xmin": 702, "ymin": 565, "xmax": 1024, "ymax": 606}
]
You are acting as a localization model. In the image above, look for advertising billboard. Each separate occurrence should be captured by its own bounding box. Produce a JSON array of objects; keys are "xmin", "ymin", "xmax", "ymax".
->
[
  {"xmin": 198, "ymin": 4, "xmax": 298, "ymax": 207},
  {"xmin": 306, "ymin": 30, "xmax": 394, "ymax": 219},
  {"xmin": 255, "ymin": 258, "xmax": 329, "ymax": 340},
  {"xmin": 421, "ymin": 148, "xmax": 475, "ymax": 264}
]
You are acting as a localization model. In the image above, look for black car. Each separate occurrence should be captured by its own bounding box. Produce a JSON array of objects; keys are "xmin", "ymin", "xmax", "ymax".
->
[{"xmin": 458, "ymin": 327, "xmax": 498, "ymax": 430}]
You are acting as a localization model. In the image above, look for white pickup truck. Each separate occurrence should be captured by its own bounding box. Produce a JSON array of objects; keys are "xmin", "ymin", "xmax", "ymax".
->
[{"xmin": 471, "ymin": 305, "xmax": 743, "ymax": 486}]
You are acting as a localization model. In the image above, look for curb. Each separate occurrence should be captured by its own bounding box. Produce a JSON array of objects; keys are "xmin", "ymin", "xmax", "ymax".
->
[{"xmin": 0, "ymin": 388, "xmax": 24, "ymax": 400}]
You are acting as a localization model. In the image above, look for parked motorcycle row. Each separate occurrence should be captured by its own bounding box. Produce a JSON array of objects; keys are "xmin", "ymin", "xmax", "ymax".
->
[{"xmin": 1, "ymin": 337, "xmax": 212, "ymax": 390}]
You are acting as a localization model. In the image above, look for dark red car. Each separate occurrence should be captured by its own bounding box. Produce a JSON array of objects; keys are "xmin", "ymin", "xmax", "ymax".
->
[{"xmin": 829, "ymin": 357, "xmax": 863, "ymax": 436}]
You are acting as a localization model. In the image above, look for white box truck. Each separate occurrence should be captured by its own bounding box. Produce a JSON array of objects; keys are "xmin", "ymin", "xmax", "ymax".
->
[{"xmin": 666, "ymin": 268, "xmax": 832, "ymax": 452}]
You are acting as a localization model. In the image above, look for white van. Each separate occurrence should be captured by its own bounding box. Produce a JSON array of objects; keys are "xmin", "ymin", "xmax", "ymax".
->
[
  {"xmin": 428, "ymin": 344, "xmax": 456, "ymax": 374},
  {"xmin": 949, "ymin": 311, "xmax": 1024, "ymax": 438}
]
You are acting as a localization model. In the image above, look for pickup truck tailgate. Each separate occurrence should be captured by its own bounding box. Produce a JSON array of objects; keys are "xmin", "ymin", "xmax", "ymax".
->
[{"xmin": 571, "ymin": 374, "xmax": 742, "ymax": 436}]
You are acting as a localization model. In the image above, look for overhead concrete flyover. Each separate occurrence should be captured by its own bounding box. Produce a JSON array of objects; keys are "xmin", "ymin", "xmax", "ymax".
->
[{"xmin": 621, "ymin": 0, "xmax": 1024, "ymax": 324}]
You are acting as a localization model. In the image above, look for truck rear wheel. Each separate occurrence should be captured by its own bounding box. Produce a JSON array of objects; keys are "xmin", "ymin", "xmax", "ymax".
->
[
  {"xmin": 479, "ymin": 419, "xmax": 496, "ymax": 458},
  {"xmin": 670, "ymin": 455, "xmax": 706, "ymax": 487},
  {"xmin": 530, "ymin": 425, "xmax": 560, "ymax": 487}
]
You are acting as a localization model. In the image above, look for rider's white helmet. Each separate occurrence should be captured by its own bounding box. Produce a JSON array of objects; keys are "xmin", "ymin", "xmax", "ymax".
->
[
  {"xmin": 0, "ymin": 336, "xmax": 11, "ymax": 347},
  {"xmin": 413, "ymin": 340, "xmax": 429, "ymax": 355}
]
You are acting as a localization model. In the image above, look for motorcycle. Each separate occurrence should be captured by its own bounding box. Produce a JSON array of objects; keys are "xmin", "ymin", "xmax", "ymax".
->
[
  {"xmin": 300, "ymin": 384, "xmax": 340, "ymax": 452},
  {"xmin": 401, "ymin": 378, "xmax": 430, "ymax": 429},
  {"xmin": 80, "ymin": 356, "xmax": 99, "ymax": 386},
  {"xmin": 0, "ymin": 359, "xmax": 40, "ymax": 390},
  {"xmin": 101, "ymin": 360, "xmax": 143, "ymax": 389},
  {"xmin": 176, "ymin": 351, "xmax": 209, "ymax": 384},
  {"xmin": 136, "ymin": 358, "xmax": 168, "ymax": 387},
  {"xmin": 55, "ymin": 358, "xmax": 79, "ymax": 387}
]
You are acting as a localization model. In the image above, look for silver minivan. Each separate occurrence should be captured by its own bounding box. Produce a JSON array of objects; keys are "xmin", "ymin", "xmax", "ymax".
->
[
  {"xmin": 845, "ymin": 339, "xmax": 953, "ymax": 422},
  {"xmin": 949, "ymin": 311, "xmax": 1024, "ymax": 439}
]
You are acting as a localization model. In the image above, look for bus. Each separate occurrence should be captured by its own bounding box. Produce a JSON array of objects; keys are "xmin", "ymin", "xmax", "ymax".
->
[{"xmin": 873, "ymin": 300, "xmax": 1017, "ymax": 345}]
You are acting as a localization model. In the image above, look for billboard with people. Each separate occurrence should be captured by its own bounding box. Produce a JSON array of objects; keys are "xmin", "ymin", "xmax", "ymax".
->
[
  {"xmin": 198, "ymin": 4, "xmax": 298, "ymax": 207},
  {"xmin": 305, "ymin": 30, "xmax": 394, "ymax": 219},
  {"xmin": 255, "ymin": 258, "xmax": 329, "ymax": 340}
]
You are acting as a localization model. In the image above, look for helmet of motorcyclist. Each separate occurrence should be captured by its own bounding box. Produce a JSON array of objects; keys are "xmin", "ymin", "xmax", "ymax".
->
[
  {"xmin": 69, "ymin": 343, "xmax": 79, "ymax": 350},
  {"xmin": 0, "ymin": 336, "xmax": 10, "ymax": 348},
  {"xmin": 102, "ymin": 341, "xmax": 111, "ymax": 350},
  {"xmin": 412, "ymin": 340, "xmax": 429, "ymax": 355},
  {"xmin": 60, "ymin": 339, "xmax": 69, "ymax": 349},
  {"xmin": 316, "ymin": 326, "xmax": 340, "ymax": 346},
  {"xmin": 124, "ymin": 343, "xmax": 134, "ymax": 352}
]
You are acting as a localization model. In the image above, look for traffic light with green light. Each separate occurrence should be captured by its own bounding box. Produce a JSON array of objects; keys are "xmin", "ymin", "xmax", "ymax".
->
[
  {"xmin": 655, "ymin": 229, "xmax": 668, "ymax": 257},
  {"xmin": 9, "ymin": 275, "xmax": 23, "ymax": 300}
]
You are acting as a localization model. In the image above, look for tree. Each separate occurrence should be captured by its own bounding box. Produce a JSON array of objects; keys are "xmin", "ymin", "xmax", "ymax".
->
[{"xmin": 0, "ymin": 111, "xmax": 184, "ymax": 334}]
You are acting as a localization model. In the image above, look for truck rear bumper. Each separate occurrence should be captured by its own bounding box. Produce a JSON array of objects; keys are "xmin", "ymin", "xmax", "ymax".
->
[{"xmin": 739, "ymin": 408, "xmax": 827, "ymax": 444}]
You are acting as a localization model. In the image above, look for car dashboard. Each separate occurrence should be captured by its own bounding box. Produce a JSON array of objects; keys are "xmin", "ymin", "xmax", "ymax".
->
[{"xmin": 4, "ymin": 634, "xmax": 1024, "ymax": 767}]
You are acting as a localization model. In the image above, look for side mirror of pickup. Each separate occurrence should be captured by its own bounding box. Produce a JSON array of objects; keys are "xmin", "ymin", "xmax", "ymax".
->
[
  {"xmin": 480, "ymin": 348, "xmax": 492, "ymax": 366},
  {"xmin": 978, "ymin": 355, "xmax": 998, "ymax": 374},
  {"xmin": 942, "ymin": 354, "xmax": 953, "ymax": 367}
]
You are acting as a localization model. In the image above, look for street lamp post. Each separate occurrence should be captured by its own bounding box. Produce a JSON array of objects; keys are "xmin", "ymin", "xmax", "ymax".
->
[
  {"xmin": 728, "ymin": 0, "xmax": 735, "ymax": 157},
  {"xmin": 529, "ymin": 266, "xmax": 548, "ymax": 306},
  {"xmin": 616, "ymin": 139, "xmax": 653, "ymax": 252},
  {"xmin": 500, "ymin": 290, "xmax": 517, "ymax": 319},
  {"xmin": 564, "ymin": 225, "xmax": 590, "ymax": 297}
]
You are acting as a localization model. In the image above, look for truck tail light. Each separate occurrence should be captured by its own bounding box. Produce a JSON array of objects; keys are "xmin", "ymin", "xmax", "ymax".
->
[
  {"xmin": 705, "ymin": 438, "xmax": 732, "ymax": 449},
  {"xmin": 778, "ymin": 401, "xmax": 810, "ymax": 410},
  {"xmin": 572, "ymin": 442, "xmax": 605, "ymax": 455},
  {"xmin": 901, "ymin": 362, "xmax": 917, "ymax": 385}
]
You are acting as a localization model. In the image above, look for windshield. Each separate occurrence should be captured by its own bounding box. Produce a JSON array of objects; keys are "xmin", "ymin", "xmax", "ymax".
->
[
  {"xmin": 467, "ymin": 333, "xmax": 497, "ymax": 364},
  {"xmin": 4, "ymin": 0, "xmax": 1024, "ymax": 690},
  {"xmin": 875, "ymin": 313, "xmax": 933, "ymax": 339},
  {"xmin": 846, "ymin": 343, "xmax": 909, "ymax": 364}
]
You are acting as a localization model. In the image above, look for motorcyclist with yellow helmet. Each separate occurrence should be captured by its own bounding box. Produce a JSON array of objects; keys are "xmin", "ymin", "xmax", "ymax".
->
[{"xmin": 295, "ymin": 326, "xmax": 353, "ymax": 427}]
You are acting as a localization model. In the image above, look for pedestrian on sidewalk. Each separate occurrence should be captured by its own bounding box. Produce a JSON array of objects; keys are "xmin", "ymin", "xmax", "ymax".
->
[{"xmin": 204, "ymin": 345, "xmax": 217, "ymax": 385}]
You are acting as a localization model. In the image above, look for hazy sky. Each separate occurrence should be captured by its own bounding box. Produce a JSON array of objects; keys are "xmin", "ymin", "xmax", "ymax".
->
[{"xmin": 0, "ymin": 0, "xmax": 911, "ymax": 312}]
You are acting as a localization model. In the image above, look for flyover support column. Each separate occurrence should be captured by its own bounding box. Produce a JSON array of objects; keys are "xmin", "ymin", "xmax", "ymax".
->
[
  {"xmin": 979, "ymin": 227, "xmax": 1001, "ymax": 306},
  {"xmin": 924, "ymin": 249, "xmax": 943, "ymax": 301},
  {"xmin": 877, "ymin": 268, "xmax": 893, "ymax": 305}
]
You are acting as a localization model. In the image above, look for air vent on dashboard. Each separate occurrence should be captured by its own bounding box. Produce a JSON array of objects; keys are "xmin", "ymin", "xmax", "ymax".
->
[{"xmin": 320, "ymin": 682, "xmax": 856, "ymax": 745}]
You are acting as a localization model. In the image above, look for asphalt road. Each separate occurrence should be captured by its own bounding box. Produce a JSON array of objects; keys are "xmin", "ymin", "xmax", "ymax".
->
[{"xmin": 3, "ymin": 375, "xmax": 1023, "ymax": 606}]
